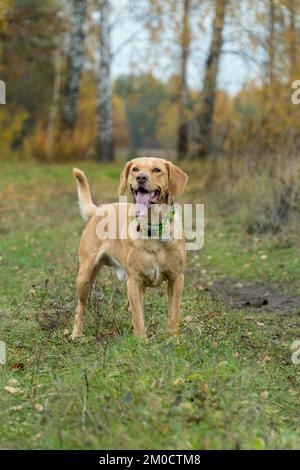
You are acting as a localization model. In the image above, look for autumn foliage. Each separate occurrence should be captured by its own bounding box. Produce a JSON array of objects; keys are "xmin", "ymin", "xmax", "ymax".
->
[{"xmin": 1, "ymin": 0, "xmax": 300, "ymax": 164}]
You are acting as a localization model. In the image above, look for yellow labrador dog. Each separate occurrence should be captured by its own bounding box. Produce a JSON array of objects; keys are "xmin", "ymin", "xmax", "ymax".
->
[{"xmin": 71, "ymin": 157, "xmax": 188, "ymax": 340}]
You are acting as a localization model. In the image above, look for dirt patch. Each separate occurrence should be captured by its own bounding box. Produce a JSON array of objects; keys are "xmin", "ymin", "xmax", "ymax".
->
[{"xmin": 206, "ymin": 278, "xmax": 300, "ymax": 314}]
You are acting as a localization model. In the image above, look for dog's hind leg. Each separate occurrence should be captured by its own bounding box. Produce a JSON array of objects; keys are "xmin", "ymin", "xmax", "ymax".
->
[{"xmin": 71, "ymin": 256, "xmax": 101, "ymax": 340}]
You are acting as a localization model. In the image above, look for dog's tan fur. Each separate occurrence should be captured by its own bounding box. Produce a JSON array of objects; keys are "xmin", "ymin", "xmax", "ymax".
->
[{"xmin": 71, "ymin": 157, "xmax": 188, "ymax": 340}]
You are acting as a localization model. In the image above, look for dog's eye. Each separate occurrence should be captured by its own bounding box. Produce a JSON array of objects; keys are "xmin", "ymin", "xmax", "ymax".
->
[
  {"xmin": 132, "ymin": 167, "xmax": 139, "ymax": 172},
  {"xmin": 152, "ymin": 168, "xmax": 161, "ymax": 173}
]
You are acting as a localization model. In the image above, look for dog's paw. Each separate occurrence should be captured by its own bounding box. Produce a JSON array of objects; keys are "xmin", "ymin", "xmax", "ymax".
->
[
  {"xmin": 134, "ymin": 332, "xmax": 149, "ymax": 343},
  {"xmin": 167, "ymin": 329, "xmax": 179, "ymax": 337},
  {"xmin": 70, "ymin": 330, "xmax": 84, "ymax": 341}
]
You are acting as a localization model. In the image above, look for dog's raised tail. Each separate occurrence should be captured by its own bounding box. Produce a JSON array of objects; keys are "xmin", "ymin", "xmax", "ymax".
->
[{"xmin": 73, "ymin": 168, "xmax": 97, "ymax": 221}]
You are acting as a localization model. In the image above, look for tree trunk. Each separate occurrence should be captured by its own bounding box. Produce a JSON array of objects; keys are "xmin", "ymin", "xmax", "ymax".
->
[
  {"xmin": 96, "ymin": 0, "xmax": 114, "ymax": 162},
  {"xmin": 195, "ymin": 0, "xmax": 227, "ymax": 159},
  {"xmin": 61, "ymin": 0, "xmax": 87, "ymax": 130},
  {"xmin": 177, "ymin": 0, "xmax": 191, "ymax": 159},
  {"xmin": 287, "ymin": 0, "xmax": 297, "ymax": 80},
  {"xmin": 267, "ymin": 0, "xmax": 275, "ymax": 85},
  {"xmin": 46, "ymin": 49, "xmax": 62, "ymax": 159}
]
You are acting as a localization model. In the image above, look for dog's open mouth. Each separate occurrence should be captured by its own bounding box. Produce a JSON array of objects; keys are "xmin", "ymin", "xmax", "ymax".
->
[{"xmin": 131, "ymin": 187, "xmax": 161, "ymax": 216}]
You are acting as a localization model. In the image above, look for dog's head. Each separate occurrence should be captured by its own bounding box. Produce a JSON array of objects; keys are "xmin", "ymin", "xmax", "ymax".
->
[{"xmin": 118, "ymin": 157, "xmax": 188, "ymax": 211}]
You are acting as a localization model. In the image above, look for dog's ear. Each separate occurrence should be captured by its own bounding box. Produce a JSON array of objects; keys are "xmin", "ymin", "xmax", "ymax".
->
[
  {"xmin": 118, "ymin": 161, "xmax": 133, "ymax": 195},
  {"xmin": 166, "ymin": 162, "xmax": 188, "ymax": 199}
]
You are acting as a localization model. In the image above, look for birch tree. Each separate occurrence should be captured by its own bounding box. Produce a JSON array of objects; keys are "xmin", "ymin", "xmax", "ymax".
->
[
  {"xmin": 96, "ymin": 0, "xmax": 114, "ymax": 162},
  {"xmin": 280, "ymin": 0, "xmax": 299, "ymax": 81},
  {"xmin": 195, "ymin": 0, "xmax": 228, "ymax": 158},
  {"xmin": 61, "ymin": 0, "xmax": 87, "ymax": 130},
  {"xmin": 267, "ymin": 0, "xmax": 276, "ymax": 84},
  {"xmin": 177, "ymin": 0, "xmax": 191, "ymax": 159}
]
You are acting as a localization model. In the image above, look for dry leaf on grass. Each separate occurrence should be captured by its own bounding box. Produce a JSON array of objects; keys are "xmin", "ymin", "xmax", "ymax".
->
[
  {"xmin": 34, "ymin": 404, "xmax": 44, "ymax": 413},
  {"xmin": 183, "ymin": 316, "xmax": 193, "ymax": 323},
  {"xmin": 11, "ymin": 362, "xmax": 24, "ymax": 370},
  {"xmin": 263, "ymin": 355, "xmax": 271, "ymax": 364},
  {"xmin": 173, "ymin": 378, "xmax": 185, "ymax": 386},
  {"xmin": 4, "ymin": 386, "xmax": 22, "ymax": 394},
  {"xmin": 10, "ymin": 405, "xmax": 23, "ymax": 411},
  {"xmin": 8, "ymin": 378, "xmax": 19, "ymax": 385}
]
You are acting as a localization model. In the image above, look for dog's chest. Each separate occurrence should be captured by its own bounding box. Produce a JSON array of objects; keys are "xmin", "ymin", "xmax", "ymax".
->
[
  {"xmin": 115, "ymin": 262, "xmax": 163, "ymax": 286},
  {"xmin": 143, "ymin": 263, "xmax": 163, "ymax": 286},
  {"xmin": 140, "ymin": 249, "xmax": 167, "ymax": 286}
]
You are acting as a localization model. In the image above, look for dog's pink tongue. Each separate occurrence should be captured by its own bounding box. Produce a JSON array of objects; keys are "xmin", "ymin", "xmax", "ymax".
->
[{"xmin": 136, "ymin": 191, "xmax": 151, "ymax": 216}]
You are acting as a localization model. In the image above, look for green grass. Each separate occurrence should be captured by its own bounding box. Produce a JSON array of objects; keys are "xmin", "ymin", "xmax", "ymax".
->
[
  {"xmin": 193, "ymin": 218, "xmax": 300, "ymax": 291},
  {"xmin": 0, "ymin": 161, "xmax": 299, "ymax": 449}
]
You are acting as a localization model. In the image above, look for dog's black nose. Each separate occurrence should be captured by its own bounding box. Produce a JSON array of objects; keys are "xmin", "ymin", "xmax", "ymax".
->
[{"xmin": 136, "ymin": 172, "xmax": 148, "ymax": 184}]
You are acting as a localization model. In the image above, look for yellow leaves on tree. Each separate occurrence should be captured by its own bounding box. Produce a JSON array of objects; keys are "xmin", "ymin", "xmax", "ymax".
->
[
  {"xmin": 0, "ymin": 0, "xmax": 13, "ymax": 32},
  {"xmin": 0, "ymin": 109, "xmax": 27, "ymax": 158}
]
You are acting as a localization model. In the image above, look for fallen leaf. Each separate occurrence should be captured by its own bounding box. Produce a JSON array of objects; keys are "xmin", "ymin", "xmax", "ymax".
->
[
  {"xmin": 197, "ymin": 285, "xmax": 205, "ymax": 291},
  {"xmin": 261, "ymin": 390, "xmax": 269, "ymax": 399},
  {"xmin": 35, "ymin": 384, "xmax": 44, "ymax": 390},
  {"xmin": 173, "ymin": 378, "xmax": 185, "ymax": 386},
  {"xmin": 10, "ymin": 405, "xmax": 23, "ymax": 411},
  {"xmin": 183, "ymin": 316, "xmax": 193, "ymax": 323},
  {"xmin": 263, "ymin": 355, "xmax": 271, "ymax": 364},
  {"xmin": 8, "ymin": 378, "xmax": 19, "ymax": 385},
  {"xmin": 34, "ymin": 404, "xmax": 44, "ymax": 413},
  {"xmin": 4, "ymin": 386, "xmax": 22, "ymax": 394},
  {"xmin": 11, "ymin": 362, "xmax": 24, "ymax": 371}
]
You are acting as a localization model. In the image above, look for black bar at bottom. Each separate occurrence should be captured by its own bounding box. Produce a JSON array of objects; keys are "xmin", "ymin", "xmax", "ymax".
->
[{"xmin": 0, "ymin": 449, "xmax": 297, "ymax": 467}]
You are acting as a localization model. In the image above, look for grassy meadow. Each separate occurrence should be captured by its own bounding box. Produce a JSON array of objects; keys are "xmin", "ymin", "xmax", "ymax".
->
[{"xmin": 0, "ymin": 160, "xmax": 299, "ymax": 450}]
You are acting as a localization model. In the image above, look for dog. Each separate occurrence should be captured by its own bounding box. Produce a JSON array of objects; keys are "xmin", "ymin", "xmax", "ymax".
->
[{"xmin": 71, "ymin": 157, "xmax": 188, "ymax": 340}]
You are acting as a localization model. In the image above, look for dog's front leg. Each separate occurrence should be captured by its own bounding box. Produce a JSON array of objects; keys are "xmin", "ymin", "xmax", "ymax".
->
[
  {"xmin": 167, "ymin": 274, "xmax": 184, "ymax": 335},
  {"xmin": 127, "ymin": 278, "xmax": 146, "ymax": 339}
]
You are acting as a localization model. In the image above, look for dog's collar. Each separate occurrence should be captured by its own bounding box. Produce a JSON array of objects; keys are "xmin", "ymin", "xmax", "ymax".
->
[{"xmin": 136, "ymin": 205, "xmax": 175, "ymax": 241}]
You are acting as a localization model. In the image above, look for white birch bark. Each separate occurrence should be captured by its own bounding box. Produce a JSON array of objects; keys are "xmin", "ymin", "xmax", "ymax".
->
[{"xmin": 62, "ymin": 0, "xmax": 87, "ymax": 129}]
